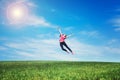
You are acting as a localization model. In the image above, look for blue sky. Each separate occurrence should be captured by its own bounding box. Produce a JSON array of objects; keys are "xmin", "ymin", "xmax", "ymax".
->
[{"xmin": 0, "ymin": 0, "xmax": 120, "ymax": 62}]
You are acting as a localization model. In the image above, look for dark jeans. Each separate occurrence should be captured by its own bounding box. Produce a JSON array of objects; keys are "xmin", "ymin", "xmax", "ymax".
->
[{"xmin": 60, "ymin": 42, "xmax": 72, "ymax": 52}]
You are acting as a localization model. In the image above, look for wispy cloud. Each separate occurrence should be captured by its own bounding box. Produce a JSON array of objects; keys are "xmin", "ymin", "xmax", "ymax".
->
[
  {"xmin": 107, "ymin": 39, "xmax": 118, "ymax": 45},
  {"xmin": 64, "ymin": 26, "xmax": 74, "ymax": 31},
  {"xmin": 14, "ymin": 50, "xmax": 36, "ymax": 57},
  {"xmin": 79, "ymin": 30, "xmax": 100, "ymax": 38},
  {"xmin": 3, "ymin": 34, "xmax": 120, "ymax": 61},
  {"xmin": 105, "ymin": 46, "xmax": 120, "ymax": 54},
  {"xmin": 110, "ymin": 16, "xmax": 120, "ymax": 31},
  {"xmin": 8, "ymin": 14, "xmax": 55, "ymax": 28},
  {"xmin": 2, "ymin": 0, "xmax": 57, "ymax": 29},
  {"xmin": 4, "ymin": 37, "xmax": 79, "ymax": 61},
  {"xmin": 68, "ymin": 38, "xmax": 104, "ymax": 56},
  {"xmin": 0, "ymin": 46, "xmax": 7, "ymax": 50},
  {"xmin": 109, "ymin": 7, "xmax": 120, "ymax": 31},
  {"xmin": 26, "ymin": 2, "xmax": 37, "ymax": 8},
  {"xmin": 23, "ymin": 15, "xmax": 52, "ymax": 27}
]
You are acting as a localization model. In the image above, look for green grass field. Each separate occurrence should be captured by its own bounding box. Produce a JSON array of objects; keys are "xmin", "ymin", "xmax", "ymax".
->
[{"xmin": 0, "ymin": 61, "xmax": 120, "ymax": 80}]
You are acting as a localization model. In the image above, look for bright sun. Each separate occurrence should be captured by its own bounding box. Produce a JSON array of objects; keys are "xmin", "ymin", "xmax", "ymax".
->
[
  {"xmin": 11, "ymin": 7, "xmax": 24, "ymax": 19},
  {"xmin": 7, "ymin": 2, "xmax": 28, "ymax": 24}
]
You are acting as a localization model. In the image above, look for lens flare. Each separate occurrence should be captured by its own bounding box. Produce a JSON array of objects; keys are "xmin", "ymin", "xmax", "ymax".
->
[
  {"xmin": 7, "ymin": 2, "xmax": 28, "ymax": 24},
  {"xmin": 11, "ymin": 7, "xmax": 24, "ymax": 19}
]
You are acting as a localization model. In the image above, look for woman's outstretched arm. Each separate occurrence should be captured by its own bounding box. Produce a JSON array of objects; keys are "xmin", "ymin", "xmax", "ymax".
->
[
  {"xmin": 67, "ymin": 34, "xmax": 73, "ymax": 38},
  {"xmin": 58, "ymin": 27, "xmax": 62, "ymax": 35}
]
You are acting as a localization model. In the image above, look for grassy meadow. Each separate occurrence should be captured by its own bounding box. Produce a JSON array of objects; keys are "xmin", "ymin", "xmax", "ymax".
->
[{"xmin": 0, "ymin": 61, "xmax": 120, "ymax": 80}]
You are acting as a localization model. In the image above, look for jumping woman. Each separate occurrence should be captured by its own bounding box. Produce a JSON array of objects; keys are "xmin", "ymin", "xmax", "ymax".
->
[{"xmin": 58, "ymin": 28, "xmax": 74, "ymax": 54}]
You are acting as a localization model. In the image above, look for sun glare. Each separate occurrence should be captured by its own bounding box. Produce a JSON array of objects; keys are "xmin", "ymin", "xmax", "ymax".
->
[
  {"xmin": 7, "ymin": 2, "xmax": 28, "ymax": 24},
  {"xmin": 11, "ymin": 7, "xmax": 24, "ymax": 19}
]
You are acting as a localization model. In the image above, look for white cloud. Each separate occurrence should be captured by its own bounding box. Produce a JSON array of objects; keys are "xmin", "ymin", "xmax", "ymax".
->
[
  {"xmin": 0, "ymin": 46, "xmax": 7, "ymax": 50},
  {"xmin": 8, "ymin": 12, "xmax": 53, "ymax": 28},
  {"xmin": 79, "ymin": 30, "xmax": 100, "ymax": 38},
  {"xmin": 69, "ymin": 38, "xmax": 120, "ymax": 56},
  {"xmin": 67, "ymin": 38, "xmax": 104, "ymax": 56},
  {"xmin": 107, "ymin": 39, "xmax": 119, "ymax": 45},
  {"xmin": 25, "ymin": 15, "xmax": 51, "ymax": 27},
  {"xmin": 14, "ymin": 0, "xmax": 38, "ymax": 7},
  {"xmin": 8, "ymin": 14, "xmax": 57, "ymax": 28},
  {"xmin": 2, "ymin": 36, "xmax": 70, "ymax": 60},
  {"xmin": 15, "ymin": 50, "xmax": 36, "ymax": 57},
  {"xmin": 26, "ymin": 2, "xmax": 37, "ymax": 7},
  {"xmin": 4, "ymin": 35, "xmax": 120, "ymax": 61},
  {"xmin": 3, "ymin": 0, "xmax": 57, "ymax": 29},
  {"xmin": 104, "ymin": 47, "xmax": 120, "ymax": 54},
  {"xmin": 46, "ymin": 53, "xmax": 79, "ymax": 61},
  {"xmin": 64, "ymin": 26, "xmax": 74, "ymax": 31},
  {"xmin": 115, "ymin": 27, "xmax": 120, "ymax": 31},
  {"xmin": 105, "ymin": 38, "xmax": 120, "ymax": 54},
  {"xmin": 4, "ymin": 37, "xmax": 80, "ymax": 61},
  {"xmin": 110, "ymin": 16, "xmax": 120, "ymax": 31}
]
